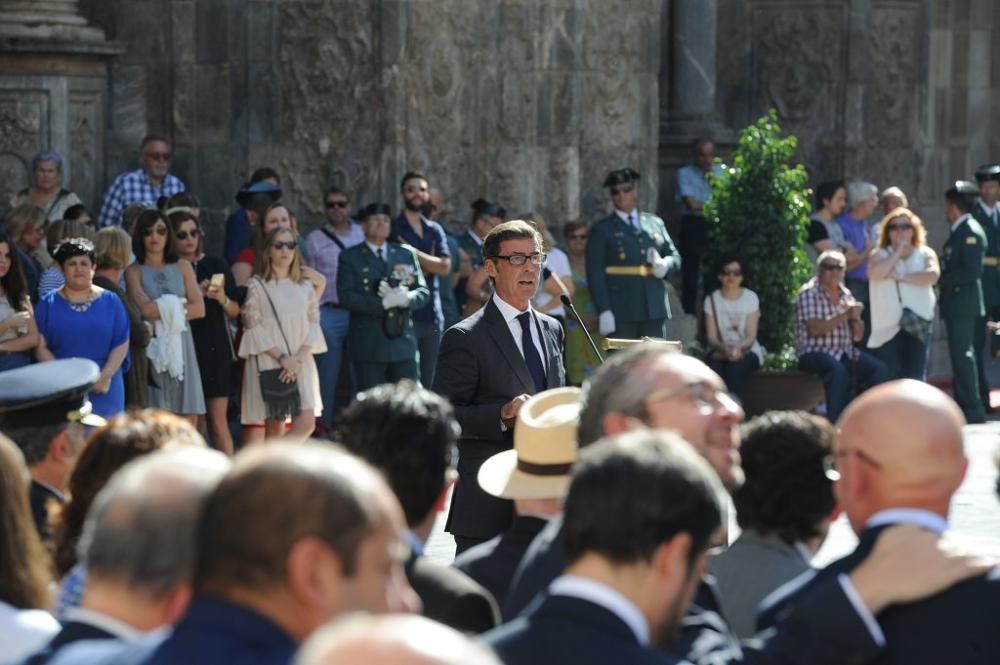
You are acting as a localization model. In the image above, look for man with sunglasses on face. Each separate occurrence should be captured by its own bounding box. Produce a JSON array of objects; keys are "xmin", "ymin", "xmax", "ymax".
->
[
  {"xmin": 586, "ymin": 168, "xmax": 681, "ymax": 341},
  {"xmin": 795, "ymin": 250, "xmax": 889, "ymax": 423},
  {"xmin": 434, "ymin": 220, "xmax": 566, "ymax": 554},
  {"xmin": 98, "ymin": 135, "xmax": 186, "ymax": 228}
]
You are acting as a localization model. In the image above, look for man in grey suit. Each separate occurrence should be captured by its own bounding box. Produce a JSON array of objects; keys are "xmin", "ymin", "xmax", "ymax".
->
[
  {"xmin": 434, "ymin": 220, "xmax": 566, "ymax": 554},
  {"xmin": 708, "ymin": 411, "xmax": 838, "ymax": 638}
]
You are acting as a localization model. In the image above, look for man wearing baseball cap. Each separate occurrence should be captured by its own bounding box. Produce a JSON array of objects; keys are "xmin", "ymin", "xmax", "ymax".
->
[{"xmin": 454, "ymin": 387, "xmax": 580, "ymax": 608}]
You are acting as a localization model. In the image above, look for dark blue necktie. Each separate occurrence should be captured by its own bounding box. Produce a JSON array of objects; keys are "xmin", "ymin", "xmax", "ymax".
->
[{"xmin": 517, "ymin": 312, "xmax": 546, "ymax": 393}]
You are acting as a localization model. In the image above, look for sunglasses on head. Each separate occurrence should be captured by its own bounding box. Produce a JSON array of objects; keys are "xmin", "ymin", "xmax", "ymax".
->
[
  {"xmin": 326, "ymin": 200, "xmax": 349, "ymax": 209},
  {"xmin": 611, "ymin": 184, "xmax": 635, "ymax": 196},
  {"xmin": 175, "ymin": 229, "xmax": 201, "ymax": 240},
  {"xmin": 143, "ymin": 226, "xmax": 168, "ymax": 237},
  {"xmin": 271, "ymin": 241, "xmax": 297, "ymax": 251}
]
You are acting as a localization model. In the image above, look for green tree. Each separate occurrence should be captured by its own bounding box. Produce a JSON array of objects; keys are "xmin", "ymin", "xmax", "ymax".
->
[{"xmin": 702, "ymin": 111, "xmax": 812, "ymax": 361}]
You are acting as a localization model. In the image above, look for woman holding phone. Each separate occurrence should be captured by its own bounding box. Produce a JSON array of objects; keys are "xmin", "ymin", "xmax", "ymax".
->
[{"xmin": 168, "ymin": 209, "xmax": 239, "ymax": 454}]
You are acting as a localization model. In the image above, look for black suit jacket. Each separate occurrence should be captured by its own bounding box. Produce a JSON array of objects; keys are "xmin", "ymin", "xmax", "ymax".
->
[
  {"xmin": 506, "ymin": 519, "xmax": 881, "ymax": 665},
  {"xmin": 406, "ymin": 551, "xmax": 501, "ymax": 635},
  {"xmin": 433, "ymin": 299, "xmax": 565, "ymax": 540},
  {"xmin": 453, "ymin": 515, "xmax": 548, "ymax": 609},
  {"xmin": 483, "ymin": 593, "xmax": 682, "ymax": 665},
  {"xmin": 759, "ymin": 524, "xmax": 1000, "ymax": 664},
  {"xmin": 23, "ymin": 621, "xmax": 116, "ymax": 665}
]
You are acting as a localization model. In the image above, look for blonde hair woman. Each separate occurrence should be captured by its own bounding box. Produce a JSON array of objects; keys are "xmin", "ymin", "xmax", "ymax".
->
[
  {"xmin": 239, "ymin": 226, "xmax": 326, "ymax": 442},
  {"xmin": 866, "ymin": 207, "xmax": 940, "ymax": 379}
]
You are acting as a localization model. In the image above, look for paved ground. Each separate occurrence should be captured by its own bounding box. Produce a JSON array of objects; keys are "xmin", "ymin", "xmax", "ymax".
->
[{"xmin": 427, "ymin": 421, "xmax": 1000, "ymax": 565}]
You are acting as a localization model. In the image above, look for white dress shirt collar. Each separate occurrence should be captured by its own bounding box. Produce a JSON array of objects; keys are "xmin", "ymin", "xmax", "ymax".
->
[
  {"xmin": 978, "ymin": 200, "xmax": 999, "ymax": 217},
  {"xmin": 466, "ymin": 229, "xmax": 484, "ymax": 246},
  {"xmin": 866, "ymin": 508, "xmax": 949, "ymax": 534},
  {"xmin": 615, "ymin": 208, "xmax": 638, "ymax": 225},
  {"xmin": 34, "ymin": 479, "xmax": 65, "ymax": 502},
  {"xmin": 549, "ymin": 575, "xmax": 650, "ymax": 646},
  {"xmin": 365, "ymin": 240, "xmax": 387, "ymax": 256},
  {"xmin": 492, "ymin": 292, "xmax": 530, "ymax": 319}
]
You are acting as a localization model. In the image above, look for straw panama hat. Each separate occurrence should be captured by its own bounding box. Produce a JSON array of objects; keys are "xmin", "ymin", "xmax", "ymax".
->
[{"xmin": 477, "ymin": 387, "xmax": 581, "ymax": 500}]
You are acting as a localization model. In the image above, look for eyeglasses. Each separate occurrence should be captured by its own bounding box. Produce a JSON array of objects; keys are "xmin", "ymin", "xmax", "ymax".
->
[
  {"xmin": 271, "ymin": 241, "xmax": 297, "ymax": 251},
  {"xmin": 820, "ymin": 263, "xmax": 845, "ymax": 271},
  {"xmin": 144, "ymin": 152, "xmax": 171, "ymax": 161},
  {"xmin": 143, "ymin": 226, "xmax": 168, "ymax": 237},
  {"xmin": 887, "ymin": 223, "xmax": 913, "ymax": 231},
  {"xmin": 175, "ymin": 229, "xmax": 201, "ymax": 241},
  {"xmin": 611, "ymin": 184, "xmax": 635, "ymax": 196},
  {"xmin": 720, "ymin": 269, "xmax": 743, "ymax": 277},
  {"xmin": 326, "ymin": 200, "xmax": 349, "ymax": 209},
  {"xmin": 567, "ymin": 234, "xmax": 589, "ymax": 241},
  {"xmin": 822, "ymin": 448, "xmax": 883, "ymax": 482},
  {"xmin": 645, "ymin": 382, "xmax": 738, "ymax": 415},
  {"xmin": 491, "ymin": 253, "xmax": 547, "ymax": 266}
]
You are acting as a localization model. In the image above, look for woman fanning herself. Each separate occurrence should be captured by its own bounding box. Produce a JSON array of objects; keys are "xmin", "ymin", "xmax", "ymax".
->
[
  {"xmin": 35, "ymin": 239, "xmax": 129, "ymax": 419},
  {"xmin": 867, "ymin": 207, "xmax": 939, "ymax": 380},
  {"xmin": 0, "ymin": 230, "xmax": 39, "ymax": 370},
  {"xmin": 169, "ymin": 209, "xmax": 239, "ymax": 454},
  {"xmin": 239, "ymin": 226, "xmax": 326, "ymax": 441},
  {"xmin": 125, "ymin": 210, "xmax": 206, "ymax": 424},
  {"xmin": 703, "ymin": 253, "xmax": 763, "ymax": 399}
]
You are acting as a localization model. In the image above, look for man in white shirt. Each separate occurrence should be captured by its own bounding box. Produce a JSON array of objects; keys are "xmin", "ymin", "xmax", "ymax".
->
[{"xmin": 434, "ymin": 220, "xmax": 566, "ymax": 554}]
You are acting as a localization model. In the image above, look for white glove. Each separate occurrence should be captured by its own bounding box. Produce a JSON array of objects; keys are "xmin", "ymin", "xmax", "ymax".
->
[
  {"xmin": 377, "ymin": 280, "xmax": 392, "ymax": 298},
  {"xmin": 647, "ymin": 247, "xmax": 670, "ymax": 279},
  {"xmin": 599, "ymin": 310, "xmax": 616, "ymax": 337},
  {"xmin": 381, "ymin": 286, "xmax": 410, "ymax": 310}
]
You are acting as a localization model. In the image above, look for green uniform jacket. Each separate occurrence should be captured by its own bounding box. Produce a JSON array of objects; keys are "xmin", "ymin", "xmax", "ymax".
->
[
  {"xmin": 455, "ymin": 230, "xmax": 485, "ymax": 313},
  {"xmin": 338, "ymin": 242, "xmax": 429, "ymax": 363},
  {"xmin": 971, "ymin": 203, "xmax": 1000, "ymax": 313},
  {"xmin": 585, "ymin": 211, "xmax": 681, "ymax": 323},
  {"xmin": 939, "ymin": 215, "xmax": 987, "ymax": 321}
]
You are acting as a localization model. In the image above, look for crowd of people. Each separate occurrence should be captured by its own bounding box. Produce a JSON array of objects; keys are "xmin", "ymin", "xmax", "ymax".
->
[{"xmin": 0, "ymin": 134, "xmax": 998, "ymax": 663}]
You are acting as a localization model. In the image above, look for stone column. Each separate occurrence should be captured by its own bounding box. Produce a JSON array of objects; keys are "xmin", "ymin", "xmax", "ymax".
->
[
  {"xmin": 665, "ymin": 0, "xmax": 720, "ymax": 134},
  {"xmin": 0, "ymin": 0, "xmax": 122, "ymax": 213}
]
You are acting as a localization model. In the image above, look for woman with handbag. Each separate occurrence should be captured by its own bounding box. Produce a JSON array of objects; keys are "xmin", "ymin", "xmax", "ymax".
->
[
  {"xmin": 703, "ymin": 254, "xmax": 763, "ymax": 399},
  {"xmin": 867, "ymin": 208, "xmax": 940, "ymax": 380},
  {"xmin": 239, "ymin": 226, "xmax": 326, "ymax": 442}
]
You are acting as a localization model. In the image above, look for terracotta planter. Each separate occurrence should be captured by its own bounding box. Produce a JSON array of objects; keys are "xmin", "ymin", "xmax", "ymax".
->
[{"xmin": 740, "ymin": 370, "xmax": 824, "ymax": 417}]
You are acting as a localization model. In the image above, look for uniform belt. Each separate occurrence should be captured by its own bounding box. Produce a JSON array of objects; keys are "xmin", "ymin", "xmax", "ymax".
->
[
  {"xmin": 321, "ymin": 302, "xmax": 345, "ymax": 309},
  {"xmin": 984, "ymin": 256, "xmax": 999, "ymax": 267},
  {"xmin": 605, "ymin": 265, "xmax": 654, "ymax": 277}
]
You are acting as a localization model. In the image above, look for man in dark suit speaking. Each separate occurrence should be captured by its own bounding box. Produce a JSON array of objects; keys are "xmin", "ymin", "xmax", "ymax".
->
[
  {"xmin": 759, "ymin": 379, "xmax": 1000, "ymax": 663},
  {"xmin": 434, "ymin": 219, "xmax": 566, "ymax": 553}
]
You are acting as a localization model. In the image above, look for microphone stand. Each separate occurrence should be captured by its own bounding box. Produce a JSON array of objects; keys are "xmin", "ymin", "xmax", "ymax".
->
[{"xmin": 560, "ymin": 294, "xmax": 604, "ymax": 363}]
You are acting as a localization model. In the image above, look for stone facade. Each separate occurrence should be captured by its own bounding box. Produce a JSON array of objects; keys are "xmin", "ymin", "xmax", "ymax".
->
[{"xmin": 73, "ymin": 0, "xmax": 661, "ymax": 254}]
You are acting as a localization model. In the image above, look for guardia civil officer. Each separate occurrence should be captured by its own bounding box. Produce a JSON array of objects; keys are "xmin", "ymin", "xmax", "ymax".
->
[
  {"xmin": 972, "ymin": 164, "xmax": 1000, "ymax": 411},
  {"xmin": 585, "ymin": 168, "xmax": 680, "ymax": 340},
  {"xmin": 939, "ymin": 181, "xmax": 988, "ymax": 423}
]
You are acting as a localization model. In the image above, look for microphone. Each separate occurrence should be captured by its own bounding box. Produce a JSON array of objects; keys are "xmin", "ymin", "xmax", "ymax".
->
[{"xmin": 560, "ymin": 294, "xmax": 604, "ymax": 363}]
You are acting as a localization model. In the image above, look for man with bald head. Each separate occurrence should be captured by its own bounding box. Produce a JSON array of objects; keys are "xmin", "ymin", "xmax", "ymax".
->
[
  {"xmin": 296, "ymin": 615, "xmax": 501, "ymax": 665},
  {"xmin": 760, "ymin": 380, "xmax": 1000, "ymax": 663}
]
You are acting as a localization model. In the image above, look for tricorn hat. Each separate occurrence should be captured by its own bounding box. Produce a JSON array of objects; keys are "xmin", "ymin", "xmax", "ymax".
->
[
  {"xmin": 235, "ymin": 180, "xmax": 282, "ymax": 207},
  {"xmin": 946, "ymin": 180, "xmax": 980, "ymax": 198},
  {"xmin": 477, "ymin": 387, "xmax": 581, "ymax": 500},
  {"xmin": 603, "ymin": 168, "xmax": 640, "ymax": 188},
  {"xmin": 360, "ymin": 203, "xmax": 393, "ymax": 219},
  {"xmin": 0, "ymin": 358, "xmax": 106, "ymax": 430},
  {"xmin": 974, "ymin": 164, "xmax": 1000, "ymax": 183}
]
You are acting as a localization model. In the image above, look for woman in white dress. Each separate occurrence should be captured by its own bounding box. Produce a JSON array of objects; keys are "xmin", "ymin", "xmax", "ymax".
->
[
  {"xmin": 867, "ymin": 208, "xmax": 939, "ymax": 380},
  {"xmin": 239, "ymin": 226, "xmax": 326, "ymax": 442},
  {"xmin": 703, "ymin": 254, "xmax": 763, "ymax": 398}
]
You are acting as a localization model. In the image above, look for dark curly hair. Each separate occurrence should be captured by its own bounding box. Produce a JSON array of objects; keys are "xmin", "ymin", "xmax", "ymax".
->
[
  {"xmin": 0, "ymin": 230, "xmax": 29, "ymax": 313},
  {"xmin": 732, "ymin": 411, "xmax": 836, "ymax": 545},
  {"xmin": 52, "ymin": 409, "xmax": 204, "ymax": 576}
]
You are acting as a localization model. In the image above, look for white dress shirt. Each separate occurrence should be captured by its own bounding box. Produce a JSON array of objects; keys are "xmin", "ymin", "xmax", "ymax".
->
[
  {"xmin": 492, "ymin": 293, "xmax": 546, "ymax": 372},
  {"xmin": 615, "ymin": 208, "xmax": 639, "ymax": 229}
]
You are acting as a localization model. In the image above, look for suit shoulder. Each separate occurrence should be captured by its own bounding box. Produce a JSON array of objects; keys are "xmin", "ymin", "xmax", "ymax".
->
[
  {"xmin": 341, "ymin": 244, "xmax": 366, "ymax": 259},
  {"xmin": 410, "ymin": 558, "xmax": 500, "ymax": 631}
]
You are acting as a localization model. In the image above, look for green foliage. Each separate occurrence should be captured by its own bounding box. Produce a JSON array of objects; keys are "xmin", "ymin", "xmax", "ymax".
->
[{"xmin": 702, "ymin": 110, "xmax": 812, "ymax": 357}]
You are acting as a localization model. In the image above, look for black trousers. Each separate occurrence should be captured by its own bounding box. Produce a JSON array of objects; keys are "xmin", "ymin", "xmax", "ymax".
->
[{"xmin": 679, "ymin": 213, "xmax": 707, "ymax": 314}]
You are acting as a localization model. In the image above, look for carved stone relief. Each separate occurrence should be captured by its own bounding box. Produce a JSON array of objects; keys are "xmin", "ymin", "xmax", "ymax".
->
[
  {"xmin": 0, "ymin": 95, "xmax": 46, "ymax": 207},
  {"xmin": 69, "ymin": 93, "xmax": 101, "ymax": 209},
  {"xmin": 750, "ymin": 4, "xmax": 847, "ymax": 183}
]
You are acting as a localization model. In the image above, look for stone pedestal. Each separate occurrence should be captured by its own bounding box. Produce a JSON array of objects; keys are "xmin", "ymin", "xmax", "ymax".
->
[{"xmin": 0, "ymin": 0, "xmax": 121, "ymax": 213}]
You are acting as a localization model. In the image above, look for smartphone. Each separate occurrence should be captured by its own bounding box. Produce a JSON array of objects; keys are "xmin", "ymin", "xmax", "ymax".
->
[{"xmin": 209, "ymin": 273, "xmax": 225, "ymax": 291}]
